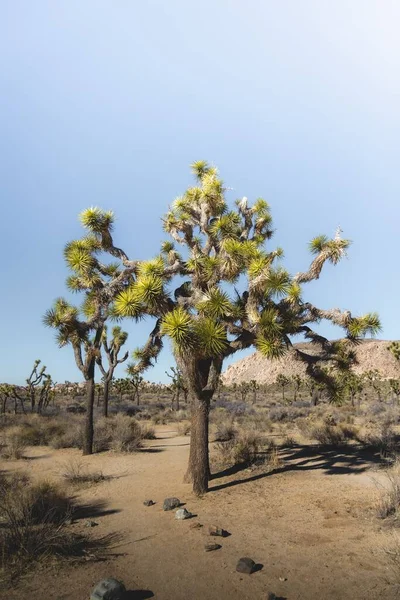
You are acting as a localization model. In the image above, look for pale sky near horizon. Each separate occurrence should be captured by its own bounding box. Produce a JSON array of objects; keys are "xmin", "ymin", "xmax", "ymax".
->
[{"xmin": 1, "ymin": 1, "xmax": 399, "ymax": 385}]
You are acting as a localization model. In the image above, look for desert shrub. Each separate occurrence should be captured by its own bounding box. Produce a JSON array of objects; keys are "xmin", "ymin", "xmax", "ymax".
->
[
  {"xmin": 14, "ymin": 417, "xmax": 67, "ymax": 446},
  {"xmin": 94, "ymin": 414, "xmax": 144, "ymax": 452},
  {"xmin": 282, "ymin": 434, "xmax": 297, "ymax": 447},
  {"xmin": 0, "ymin": 473, "xmax": 114, "ymax": 584},
  {"xmin": 0, "ymin": 427, "xmax": 27, "ymax": 459},
  {"xmin": 360, "ymin": 418, "xmax": 397, "ymax": 458},
  {"xmin": 369, "ymin": 402, "xmax": 388, "ymax": 416},
  {"xmin": 152, "ymin": 409, "xmax": 174, "ymax": 425},
  {"xmin": 310, "ymin": 421, "xmax": 358, "ymax": 446},
  {"xmin": 236, "ymin": 411, "xmax": 273, "ymax": 433},
  {"xmin": 214, "ymin": 418, "xmax": 237, "ymax": 442},
  {"xmin": 213, "ymin": 400, "xmax": 254, "ymax": 416},
  {"xmin": 269, "ymin": 405, "xmax": 310, "ymax": 423},
  {"xmin": 62, "ymin": 460, "xmax": 108, "ymax": 486},
  {"xmin": 140, "ymin": 423, "xmax": 156, "ymax": 439},
  {"xmin": 376, "ymin": 460, "xmax": 400, "ymax": 522},
  {"xmin": 214, "ymin": 430, "xmax": 261, "ymax": 467},
  {"xmin": 232, "ymin": 430, "xmax": 260, "ymax": 464},
  {"xmin": 51, "ymin": 421, "xmax": 83, "ymax": 449},
  {"xmin": 66, "ymin": 404, "xmax": 86, "ymax": 414},
  {"xmin": 177, "ymin": 421, "xmax": 191, "ymax": 436}
]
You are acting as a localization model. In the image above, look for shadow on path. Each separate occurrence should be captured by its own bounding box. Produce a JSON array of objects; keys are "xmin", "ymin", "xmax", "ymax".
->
[{"xmin": 210, "ymin": 443, "xmax": 384, "ymax": 493}]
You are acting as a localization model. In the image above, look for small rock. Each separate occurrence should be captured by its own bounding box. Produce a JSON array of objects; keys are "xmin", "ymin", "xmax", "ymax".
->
[
  {"xmin": 205, "ymin": 543, "xmax": 222, "ymax": 552},
  {"xmin": 236, "ymin": 557, "xmax": 256, "ymax": 574},
  {"xmin": 163, "ymin": 497, "xmax": 181, "ymax": 511},
  {"xmin": 209, "ymin": 525, "xmax": 227, "ymax": 537},
  {"xmin": 278, "ymin": 577, "xmax": 287, "ymax": 582},
  {"xmin": 85, "ymin": 520, "xmax": 98, "ymax": 528},
  {"xmin": 143, "ymin": 499, "xmax": 155, "ymax": 506},
  {"xmin": 175, "ymin": 508, "xmax": 192, "ymax": 520},
  {"xmin": 90, "ymin": 578, "xmax": 126, "ymax": 600},
  {"xmin": 189, "ymin": 521, "xmax": 203, "ymax": 529}
]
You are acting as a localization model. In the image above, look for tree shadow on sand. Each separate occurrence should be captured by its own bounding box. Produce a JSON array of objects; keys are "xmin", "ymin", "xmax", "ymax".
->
[
  {"xmin": 124, "ymin": 591, "xmax": 154, "ymax": 599},
  {"xmin": 209, "ymin": 442, "xmax": 387, "ymax": 492},
  {"xmin": 73, "ymin": 499, "xmax": 122, "ymax": 520}
]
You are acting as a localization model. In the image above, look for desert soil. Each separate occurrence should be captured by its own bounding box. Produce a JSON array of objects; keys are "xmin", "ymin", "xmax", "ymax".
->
[{"xmin": 1, "ymin": 426, "xmax": 397, "ymax": 600}]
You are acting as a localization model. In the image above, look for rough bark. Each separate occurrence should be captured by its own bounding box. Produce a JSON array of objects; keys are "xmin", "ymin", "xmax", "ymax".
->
[
  {"xmin": 183, "ymin": 391, "xmax": 210, "ymax": 495},
  {"xmin": 83, "ymin": 363, "xmax": 95, "ymax": 455},
  {"xmin": 103, "ymin": 379, "xmax": 110, "ymax": 417},
  {"xmin": 178, "ymin": 355, "xmax": 219, "ymax": 496}
]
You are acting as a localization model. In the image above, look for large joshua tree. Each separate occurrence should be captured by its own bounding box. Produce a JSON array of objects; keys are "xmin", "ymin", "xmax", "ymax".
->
[
  {"xmin": 96, "ymin": 326, "xmax": 129, "ymax": 417},
  {"xmin": 112, "ymin": 161, "xmax": 380, "ymax": 495},
  {"xmin": 43, "ymin": 208, "xmax": 137, "ymax": 454}
]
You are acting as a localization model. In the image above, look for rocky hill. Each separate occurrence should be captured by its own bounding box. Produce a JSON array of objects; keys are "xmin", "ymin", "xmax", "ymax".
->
[{"xmin": 222, "ymin": 339, "xmax": 400, "ymax": 385}]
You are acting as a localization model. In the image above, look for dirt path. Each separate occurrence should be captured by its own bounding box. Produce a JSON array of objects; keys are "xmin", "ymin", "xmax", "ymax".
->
[{"xmin": 2, "ymin": 427, "xmax": 397, "ymax": 600}]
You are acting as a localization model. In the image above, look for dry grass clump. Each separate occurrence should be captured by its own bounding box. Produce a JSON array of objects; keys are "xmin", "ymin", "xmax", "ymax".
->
[
  {"xmin": 0, "ymin": 473, "xmax": 113, "ymax": 584},
  {"xmin": 94, "ymin": 414, "xmax": 147, "ymax": 452},
  {"xmin": 51, "ymin": 421, "xmax": 83, "ymax": 449},
  {"xmin": 0, "ymin": 427, "xmax": 28, "ymax": 459},
  {"xmin": 61, "ymin": 459, "xmax": 109, "ymax": 487},
  {"xmin": 177, "ymin": 421, "xmax": 191, "ymax": 436},
  {"xmin": 376, "ymin": 459, "xmax": 400, "ymax": 522},
  {"xmin": 214, "ymin": 418, "xmax": 237, "ymax": 442},
  {"xmin": 214, "ymin": 429, "xmax": 261, "ymax": 468},
  {"xmin": 359, "ymin": 419, "xmax": 397, "ymax": 459},
  {"xmin": 296, "ymin": 416, "xmax": 359, "ymax": 447}
]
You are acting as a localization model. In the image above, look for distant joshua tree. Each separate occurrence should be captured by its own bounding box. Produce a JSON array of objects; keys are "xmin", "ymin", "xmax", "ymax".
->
[
  {"xmin": 96, "ymin": 326, "xmax": 129, "ymax": 416},
  {"xmin": 26, "ymin": 360, "xmax": 49, "ymax": 412},
  {"xmin": 276, "ymin": 374, "xmax": 290, "ymax": 402},
  {"xmin": 166, "ymin": 366, "xmax": 188, "ymax": 410}
]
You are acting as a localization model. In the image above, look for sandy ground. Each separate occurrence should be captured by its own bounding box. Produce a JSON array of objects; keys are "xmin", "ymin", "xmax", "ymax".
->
[{"xmin": 1, "ymin": 426, "xmax": 398, "ymax": 600}]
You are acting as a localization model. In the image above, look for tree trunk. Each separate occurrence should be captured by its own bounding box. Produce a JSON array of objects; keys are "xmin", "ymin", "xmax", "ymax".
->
[
  {"xmin": 103, "ymin": 379, "xmax": 110, "ymax": 417},
  {"xmin": 184, "ymin": 392, "xmax": 210, "ymax": 495},
  {"xmin": 83, "ymin": 365, "xmax": 95, "ymax": 455}
]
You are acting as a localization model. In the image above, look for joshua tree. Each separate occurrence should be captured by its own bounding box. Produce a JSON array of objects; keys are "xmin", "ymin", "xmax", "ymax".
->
[
  {"xmin": 127, "ymin": 372, "xmax": 144, "ymax": 405},
  {"xmin": 389, "ymin": 341, "xmax": 400, "ymax": 361},
  {"xmin": 389, "ymin": 379, "xmax": 400, "ymax": 405},
  {"xmin": 166, "ymin": 366, "xmax": 187, "ymax": 410},
  {"xmin": 96, "ymin": 326, "xmax": 129, "ymax": 417},
  {"xmin": 113, "ymin": 161, "xmax": 380, "ymax": 494},
  {"xmin": 113, "ymin": 378, "xmax": 128, "ymax": 401},
  {"xmin": 363, "ymin": 369, "xmax": 382, "ymax": 402},
  {"xmin": 43, "ymin": 208, "xmax": 137, "ymax": 455},
  {"xmin": 0, "ymin": 384, "xmax": 13, "ymax": 414},
  {"xmin": 305, "ymin": 377, "xmax": 325, "ymax": 406},
  {"xmin": 26, "ymin": 360, "xmax": 48, "ymax": 412},
  {"xmin": 249, "ymin": 379, "xmax": 259, "ymax": 404},
  {"xmin": 238, "ymin": 381, "xmax": 250, "ymax": 403},
  {"xmin": 276, "ymin": 374, "xmax": 290, "ymax": 402},
  {"xmin": 37, "ymin": 375, "xmax": 55, "ymax": 414},
  {"xmin": 291, "ymin": 374, "xmax": 303, "ymax": 402},
  {"xmin": 341, "ymin": 371, "xmax": 363, "ymax": 407}
]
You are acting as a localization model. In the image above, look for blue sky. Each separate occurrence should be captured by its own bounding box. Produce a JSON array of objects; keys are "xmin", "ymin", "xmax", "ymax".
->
[{"xmin": 1, "ymin": 0, "xmax": 399, "ymax": 385}]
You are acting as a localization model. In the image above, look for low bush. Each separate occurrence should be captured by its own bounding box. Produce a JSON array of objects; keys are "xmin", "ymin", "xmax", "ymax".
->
[
  {"xmin": 62, "ymin": 460, "xmax": 109, "ymax": 486},
  {"xmin": 376, "ymin": 459, "xmax": 400, "ymax": 522},
  {"xmin": 214, "ymin": 430, "xmax": 261, "ymax": 467},
  {"xmin": 0, "ymin": 427, "xmax": 27, "ymax": 459},
  {"xmin": 0, "ymin": 473, "xmax": 115, "ymax": 585},
  {"xmin": 214, "ymin": 418, "xmax": 237, "ymax": 442},
  {"xmin": 177, "ymin": 421, "xmax": 191, "ymax": 436},
  {"xmin": 94, "ymin": 414, "xmax": 144, "ymax": 452}
]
